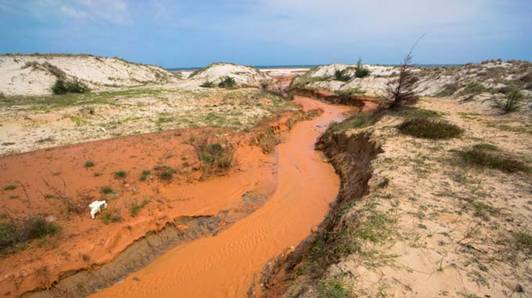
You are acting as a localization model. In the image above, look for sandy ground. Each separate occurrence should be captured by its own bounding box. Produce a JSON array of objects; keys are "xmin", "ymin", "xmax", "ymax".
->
[
  {"xmin": 278, "ymin": 97, "xmax": 532, "ymax": 297},
  {"xmin": 0, "ymin": 87, "xmax": 296, "ymax": 155}
]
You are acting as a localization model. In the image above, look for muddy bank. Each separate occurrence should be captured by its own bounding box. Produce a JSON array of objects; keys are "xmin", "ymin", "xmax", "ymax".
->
[
  {"xmin": 25, "ymin": 192, "xmax": 270, "ymax": 298},
  {"xmin": 0, "ymin": 105, "xmax": 316, "ymax": 297},
  {"xmin": 257, "ymin": 120, "xmax": 382, "ymax": 297},
  {"xmin": 89, "ymin": 96, "xmax": 352, "ymax": 298}
]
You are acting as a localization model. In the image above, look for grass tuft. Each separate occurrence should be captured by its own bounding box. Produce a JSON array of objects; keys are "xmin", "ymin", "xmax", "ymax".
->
[
  {"xmin": 129, "ymin": 199, "xmax": 150, "ymax": 217},
  {"xmin": 154, "ymin": 165, "xmax": 176, "ymax": 181},
  {"xmin": 318, "ymin": 278, "xmax": 350, "ymax": 298},
  {"xmin": 1, "ymin": 217, "xmax": 60, "ymax": 255},
  {"xmin": 398, "ymin": 118, "xmax": 463, "ymax": 139},
  {"xmin": 100, "ymin": 186, "xmax": 114, "ymax": 195},
  {"xmin": 139, "ymin": 170, "xmax": 151, "ymax": 181},
  {"xmin": 100, "ymin": 209, "xmax": 122, "ymax": 224},
  {"xmin": 457, "ymin": 145, "xmax": 529, "ymax": 173},
  {"xmin": 3, "ymin": 184, "xmax": 17, "ymax": 191},
  {"xmin": 84, "ymin": 160, "xmax": 95, "ymax": 168},
  {"xmin": 114, "ymin": 170, "xmax": 127, "ymax": 179}
]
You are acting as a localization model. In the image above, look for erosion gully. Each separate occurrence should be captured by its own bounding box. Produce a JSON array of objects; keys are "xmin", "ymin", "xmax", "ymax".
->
[{"xmin": 88, "ymin": 96, "xmax": 353, "ymax": 298}]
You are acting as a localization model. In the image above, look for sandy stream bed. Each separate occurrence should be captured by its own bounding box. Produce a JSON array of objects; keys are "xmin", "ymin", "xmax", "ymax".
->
[{"xmin": 0, "ymin": 96, "xmax": 354, "ymax": 297}]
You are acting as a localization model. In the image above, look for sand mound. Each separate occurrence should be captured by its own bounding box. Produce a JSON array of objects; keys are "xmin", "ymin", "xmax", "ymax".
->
[
  {"xmin": 0, "ymin": 54, "xmax": 179, "ymax": 96},
  {"xmin": 189, "ymin": 63, "xmax": 270, "ymax": 87}
]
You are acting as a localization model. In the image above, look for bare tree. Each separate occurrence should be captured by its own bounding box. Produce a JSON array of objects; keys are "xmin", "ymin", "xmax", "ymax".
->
[{"xmin": 387, "ymin": 36, "xmax": 424, "ymax": 108}]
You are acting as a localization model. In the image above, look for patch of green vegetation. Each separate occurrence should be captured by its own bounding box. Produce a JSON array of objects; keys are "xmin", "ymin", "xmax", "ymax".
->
[
  {"xmin": 100, "ymin": 186, "xmax": 114, "ymax": 195},
  {"xmin": 470, "ymin": 201, "xmax": 498, "ymax": 220},
  {"xmin": 511, "ymin": 230, "xmax": 532, "ymax": 255},
  {"xmin": 52, "ymin": 79, "xmax": 89, "ymax": 95},
  {"xmin": 318, "ymin": 278, "xmax": 350, "ymax": 298},
  {"xmin": 436, "ymin": 83, "xmax": 460, "ymax": 97},
  {"xmin": 334, "ymin": 69, "xmax": 351, "ymax": 82},
  {"xmin": 498, "ymin": 88, "xmax": 523, "ymax": 113},
  {"xmin": 398, "ymin": 118, "xmax": 463, "ymax": 139},
  {"xmin": 70, "ymin": 115, "xmax": 88, "ymax": 126},
  {"xmin": 355, "ymin": 58, "xmax": 370, "ymax": 78},
  {"xmin": 392, "ymin": 106, "xmax": 441, "ymax": 119},
  {"xmin": 196, "ymin": 142, "xmax": 234, "ymax": 175},
  {"xmin": 100, "ymin": 209, "xmax": 122, "ymax": 224},
  {"xmin": 290, "ymin": 75, "xmax": 330, "ymax": 89},
  {"xmin": 457, "ymin": 145, "xmax": 529, "ymax": 173},
  {"xmin": 309, "ymin": 200, "xmax": 394, "ymax": 275},
  {"xmin": 218, "ymin": 76, "xmax": 237, "ymax": 88},
  {"xmin": 139, "ymin": 170, "xmax": 151, "ymax": 181},
  {"xmin": 459, "ymin": 81, "xmax": 488, "ymax": 95},
  {"xmin": 0, "ymin": 87, "xmax": 165, "ymax": 111},
  {"xmin": 154, "ymin": 165, "xmax": 176, "ymax": 181},
  {"xmin": 129, "ymin": 199, "xmax": 150, "ymax": 217},
  {"xmin": 329, "ymin": 113, "xmax": 375, "ymax": 134},
  {"xmin": 200, "ymin": 81, "xmax": 215, "ymax": 88},
  {"xmin": 1, "ymin": 217, "xmax": 60, "ymax": 255},
  {"xmin": 3, "ymin": 184, "xmax": 17, "ymax": 191},
  {"xmin": 114, "ymin": 170, "xmax": 127, "ymax": 179},
  {"xmin": 84, "ymin": 160, "xmax": 95, "ymax": 168}
]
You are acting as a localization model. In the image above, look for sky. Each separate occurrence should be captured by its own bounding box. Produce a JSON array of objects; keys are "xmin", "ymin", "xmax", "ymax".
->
[{"xmin": 0, "ymin": 0, "xmax": 531, "ymax": 68}]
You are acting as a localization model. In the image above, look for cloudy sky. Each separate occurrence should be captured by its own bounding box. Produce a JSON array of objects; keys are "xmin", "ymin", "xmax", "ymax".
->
[{"xmin": 0, "ymin": 0, "xmax": 530, "ymax": 67}]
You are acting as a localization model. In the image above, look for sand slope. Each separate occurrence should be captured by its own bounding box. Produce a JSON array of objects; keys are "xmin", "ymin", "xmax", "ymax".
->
[{"xmin": 0, "ymin": 54, "xmax": 179, "ymax": 96}]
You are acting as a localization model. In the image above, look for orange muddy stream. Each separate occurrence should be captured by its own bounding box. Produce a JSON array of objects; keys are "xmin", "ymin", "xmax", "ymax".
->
[{"xmin": 92, "ymin": 96, "xmax": 352, "ymax": 298}]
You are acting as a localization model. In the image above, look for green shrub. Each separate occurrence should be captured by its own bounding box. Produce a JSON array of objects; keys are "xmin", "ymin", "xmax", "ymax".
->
[
  {"xmin": 200, "ymin": 81, "xmax": 215, "ymax": 88},
  {"xmin": 100, "ymin": 186, "xmax": 114, "ymax": 194},
  {"xmin": 398, "ymin": 118, "xmax": 463, "ymax": 139},
  {"xmin": 154, "ymin": 165, "xmax": 176, "ymax": 181},
  {"xmin": 334, "ymin": 69, "xmax": 351, "ymax": 82},
  {"xmin": 512, "ymin": 230, "xmax": 532, "ymax": 255},
  {"xmin": 458, "ymin": 145, "xmax": 529, "ymax": 173},
  {"xmin": 436, "ymin": 83, "xmax": 460, "ymax": 97},
  {"xmin": 0, "ymin": 222, "xmax": 20, "ymax": 254},
  {"xmin": 114, "ymin": 170, "xmax": 127, "ymax": 179},
  {"xmin": 1, "ymin": 217, "xmax": 60, "ymax": 255},
  {"xmin": 218, "ymin": 77, "xmax": 237, "ymax": 88},
  {"xmin": 3, "ymin": 184, "xmax": 17, "ymax": 191},
  {"xmin": 84, "ymin": 160, "xmax": 95, "ymax": 168},
  {"xmin": 460, "ymin": 81, "xmax": 487, "ymax": 95},
  {"xmin": 194, "ymin": 140, "xmax": 235, "ymax": 176},
  {"xmin": 318, "ymin": 278, "xmax": 350, "ymax": 298},
  {"xmin": 500, "ymin": 89, "xmax": 523, "ymax": 113},
  {"xmin": 355, "ymin": 58, "xmax": 370, "ymax": 78},
  {"xmin": 101, "ymin": 209, "xmax": 122, "ymax": 224},
  {"xmin": 26, "ymin": 217, "xmax": 60, "ymax": 239},
  {"xmin": 139, "ymin": 170, "xmax": 151, "ymax": 181},
  {"xmin": 129, "ymin": 199, "xmax": 150, "ymax": 217},
  {"xmin": 52, "ymin": 79, "xmax": 88, "ymax": 95}
]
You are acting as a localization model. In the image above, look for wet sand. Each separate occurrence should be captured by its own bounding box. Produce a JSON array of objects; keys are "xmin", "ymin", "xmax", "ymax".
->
[{"xmin": 92, "ymin": 96, "xmax": 352, "ymax": 298}]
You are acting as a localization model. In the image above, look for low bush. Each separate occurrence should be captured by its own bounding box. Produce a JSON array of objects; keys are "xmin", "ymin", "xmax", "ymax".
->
[
  {"xmin": 499, "ymin": 89, "xmax": 523, "ymax": 113},
  {"xmin": 334, "ymin": 69, "xmax": 351, "ymax": 82},
  {"xmin": 154, "ymin": 165, "xmax": 176, "ymax": 181},
  {"xmin": 194, "ymin": 139, "xmax": 234, "ymax": 176},
  {"xmin": 398, "ymin": 118, "xmax": 463, "ymax": 139},
  {"xmin": 100, "ymin": 209, "xmax": 122, "ymax": 224},
  {"xmin": 318, "ymin": 278, "xmax": 350, "ymax": 298},
  {"xmin": 3, "ymin": 184, "xmax": 17, "ymax": 191},
  {"xmin": 52, "ymin": 79, "xmax": 89, "ymax": 95},
  {"xmin": 218, "ymin": 77, "xmax": 237, "ymax": 88},
  {"xmin": 200, "ymin": 81, "xmax": 215, "ymax": 88},
  {"xmin": 139, "ymin": 170, "xmax": 151, "ymax": 181},
  {"xmin": 100, "ymin": 186, "xmax": 114, "ymax": 195},
  {"xmin": 355, "ymin": 58, "xmax": 371, "ymax": 78},
  {"xmin": 436, "ymin": 83, "xmax": 460, "ymax": 97},
  {"xmin": 457, "ymin": 145, "xmax": 529, "ymax": 173},
  {"xmin": 512, "ymin": 230, "xmax": 532, "ymax": 255},
  {"xmin": 1, "ymin": 217, "xmax": 60, "ymax": 255},
  {"xmin": 129, "ymin": 199, "xmax": 150, "ymax": 217},
  {"xmin": 84, "ymin": 160, "xmax": 95, "ymax": 168},
  {"xmin": 459, "ymin": 81, "xmax": 487, "ymax": 95},
  {"xmin": 114, "ymin": 170, "xmax": 127, "ymax": 179}
]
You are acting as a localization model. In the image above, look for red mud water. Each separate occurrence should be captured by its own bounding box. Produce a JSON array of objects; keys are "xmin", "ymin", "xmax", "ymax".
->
[{"xmin": 92, "ymin": 96, "xmax": 353, "ymax": 298}]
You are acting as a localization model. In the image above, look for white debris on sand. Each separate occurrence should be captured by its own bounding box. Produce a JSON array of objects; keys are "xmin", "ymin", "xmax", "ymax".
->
[{"xmin": 89, "ymin": 200, "xmax": 108, "ymax": 219}]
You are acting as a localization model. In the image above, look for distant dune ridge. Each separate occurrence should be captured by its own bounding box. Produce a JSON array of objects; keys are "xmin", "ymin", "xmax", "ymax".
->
[{"xmin": 0, "ymin": 54, "xmax": 179, "ymax": 96}]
